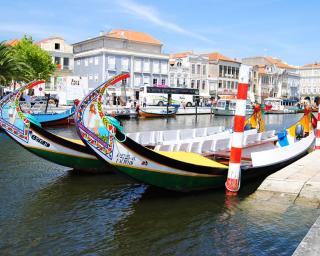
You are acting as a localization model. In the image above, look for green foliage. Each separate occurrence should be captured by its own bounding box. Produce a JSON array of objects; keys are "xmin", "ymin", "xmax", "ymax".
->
[
  {"xmin": 13, "ymin": 35, "xmax": 56, "ymax": 81},
  {"xmin": 0, "ymin": 42, "xmax": 29, "ymax": 85}
]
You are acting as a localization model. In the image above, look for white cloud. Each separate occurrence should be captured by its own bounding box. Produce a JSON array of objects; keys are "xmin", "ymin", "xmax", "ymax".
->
[{"xmin": 116, "ymin": 0, "xmax": 214, "ymax": 43}]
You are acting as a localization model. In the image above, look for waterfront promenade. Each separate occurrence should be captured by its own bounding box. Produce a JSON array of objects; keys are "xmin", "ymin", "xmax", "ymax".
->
[{"xmin": 257, "ymin": 150, "xmax": 320, "ymax": 205}]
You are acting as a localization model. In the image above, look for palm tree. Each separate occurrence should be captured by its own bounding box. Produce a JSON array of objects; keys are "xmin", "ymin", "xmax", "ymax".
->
[{"xmin": 0, "ymin": 41, "xmax": 29, "ymax": 86}]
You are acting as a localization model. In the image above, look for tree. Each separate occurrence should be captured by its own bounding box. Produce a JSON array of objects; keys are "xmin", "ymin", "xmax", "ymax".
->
[
  {"xmin": 0, "ymin": 42, "xmax": 29, "ymax": 85},
  {"xmin": 13, "ymin": 36, "xmax": 56, "ymax": 81}
]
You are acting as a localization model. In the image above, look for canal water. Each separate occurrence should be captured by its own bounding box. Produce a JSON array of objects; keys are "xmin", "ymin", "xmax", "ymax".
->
[{"xmin": 0, "ymin": 114, "xmax": 319, "ymax": 255}]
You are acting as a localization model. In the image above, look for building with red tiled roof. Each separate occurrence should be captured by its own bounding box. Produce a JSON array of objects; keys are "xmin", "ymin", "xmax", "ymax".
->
[
  {"xmin": 73, "ymin": 29, "xmax": 169, "ymax": 98},
  {"xmin": 5, "ymin": 39, "xmax": 20, "ymax": 46},
  {"xmin": 199, "ymin": 52, "xmax": 241, "ymax": 98},
  {"xmin": 205, "ymin": 52, "xmax": 240, "ymax": 63},
  {"xmin": 107, "ymin": 29, "xmax": 162, "ymax": 45},
  {"xmin": 242, "ymin": 56, "xmax": 300, "ymax": 102}
]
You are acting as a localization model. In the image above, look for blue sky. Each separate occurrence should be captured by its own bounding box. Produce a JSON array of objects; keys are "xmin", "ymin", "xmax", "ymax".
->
[{"xmin": 1, "ymin": 0, "xmax": 319, "ymax": 65}]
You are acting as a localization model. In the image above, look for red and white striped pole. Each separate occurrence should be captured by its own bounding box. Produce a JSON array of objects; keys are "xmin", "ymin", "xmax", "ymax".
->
[
  {"xmin": 315, "ymin": 105, "xmax": 320, "ymax": 150},
  {"xmin": 225, "ymin": 65, "xmax": 250, "ymax": 194}
]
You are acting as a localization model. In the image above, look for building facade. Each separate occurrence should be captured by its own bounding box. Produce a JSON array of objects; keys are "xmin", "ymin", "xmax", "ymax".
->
[
  {"xmin": 168, "ymin": 52, "xmax": 209, "ymax": 97},
  {"xmin": 203, "ymin": 52, "xmax": 241, "ymax": 99},
  {"xmin": 36, "ymin": 37, "xmax": 74, "ymax": 93},
  {"xmin": 242, "ymin": 56, "xmax": 299, "ymax": 103},
  {"xmin": 297, "ymin": 63, "xmax": 320, "ymax": 102},
  {"xmin": 73, "ymin": 29, "xmax": 169, "ymax": 100}
]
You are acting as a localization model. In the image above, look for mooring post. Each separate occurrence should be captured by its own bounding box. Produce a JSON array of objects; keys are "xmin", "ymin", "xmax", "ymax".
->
[
  {"xmin": 225, "ymin": 65, "xmax": 250, "ymax": 194},
  {"xmin": 315, "ymin": 105, "xmax": 320, "ymax": 150}
]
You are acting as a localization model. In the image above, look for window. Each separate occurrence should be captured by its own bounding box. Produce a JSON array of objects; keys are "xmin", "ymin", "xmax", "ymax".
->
[
  {"xmin": 54, "ymin": 43, "xmax": 60, "ymax": 50},
  {"xmin": 170, "ymin": 74, "xmax": 174, "ymax": 86},
  {"xmin": 218, "ymin": 80, "xmax": 222, "ymax": 88},
  {"xmin": 197, "ymin": 80, "xmax": 200, "ymax": 89},
  {"xmin": 54, "ymin": 57, "xmax": 61, "ymax": 65},
  {"xmin": 223, "ymin": 80, "xmax": 226, "ymax": 88},
  {"xmin": 84, "ymin": 59, "xmax": 88, "ymax": 67},
  {"xmin": 63, "ymin": 58, "xmax": 69, "ymax": 69},
  {"xmin": 203, "ymin": 65, "xmax": 206, "ymax": 75},
  {"xmin": 219, "ymin": 66, "xmax": 223, "ymax": 77},
  {"xmin": 89, "ymin": 74, "xmax": 93, "ymax": 80},
  {"xmin": 143, "ymin": 76, "xmax": 150, "ymax": 86},
  {"xmin": 197, "ymin": 64, "xmax": 201, "ymax": 74},
  {"xmin": 161, "ymin": 79, "xmax": 166, "ymax": 85},
  {"xmin": 227, "ymin": 81, "xmax": 231, "ymax": 89},
  {"xmin": 94, "ymin": 56, "xmax": 99, "ymax": 65},
  {"xmin": 191, "ymin": 80, "xmax": 195, "ymax": 88},
  {"xmin": 134, "ymin": 75, "xmax": 142, "ymax": 87},
  {"xmin": 143, "ymin": 59, "xmax": 150, "ymax": 72},
  {"xmin": 108, "ymin": 56, "xmax": 115, "ymax": 69},
  {"xmin": 161, "ymin": 61, "xmax": 168, "ymax": 74},
  {"xmin": 153, "ymin": 78, "xmax": 158, "ymax": 86},
  {"xmin": 77, "ymin": 60, "xmax": 80, "ymax": 66},
  {"xmin": 202, "ymin": 80, "xmax": 206, "ymax": 90},
  {"xmin": 153, "ymin": 61, "xmax": 160, "ymax": 73},
  {"xmin": 122, "ymin": 57, "xmax": 129, "ymax": 71},
  {"xmin": 94, "ymin": 74, "xmax": 98, "ymax": 82},
  {"xmin": 235, "ymin": 68, "xmax": 239, "ymax": 79},
  {"xmin": 192, "ymin": 64, "xmax": 195, "ymax": 74},
  {"xmin": 89, "ymin": 57, "xmax": 93, "ymax": 64},
  {"xmin": 232, "ymin": 67, "xmax": 235, "ymax": 78},
  {"xmin": 134, "ymin": 58, "xmax": 141, "ymax": 72},
  {"xmin": 177, "ymin": 78, "xmax": 180, "ymax": 87}
]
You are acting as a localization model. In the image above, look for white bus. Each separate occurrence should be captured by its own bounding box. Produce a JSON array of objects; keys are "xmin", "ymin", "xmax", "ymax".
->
[{"xmin": 139, "ymin": 86, "xmax": 199, "ymax": 107}]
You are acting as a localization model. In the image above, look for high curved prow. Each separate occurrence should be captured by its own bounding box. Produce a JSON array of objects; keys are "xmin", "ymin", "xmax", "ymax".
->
[{"xmin": 0, "ymin": 80, "xmax": 45, "ymax": 136}]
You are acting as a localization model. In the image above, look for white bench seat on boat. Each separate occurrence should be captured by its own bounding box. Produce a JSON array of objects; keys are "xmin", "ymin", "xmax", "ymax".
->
[
  {"xmin": 207, "ymin": 126, "xmax": 224, "ymax": 136},
  {"xmin": 139, "ymin": 131, "xmax": 156, "ymax": 146},
  {"xmin": 180, "ymin": 129, "xmax": 195, "ymax": 140},
  {"xmin": 212, "ymin": 138, "xmax": 230, "ymax": 152},
  {"xmin": 261, "ymin": 130, "xmax": 276, "ymax": 140},
  {"xmin": 243, "ymin": 133, "xmax": 261, "ymax": 146}
]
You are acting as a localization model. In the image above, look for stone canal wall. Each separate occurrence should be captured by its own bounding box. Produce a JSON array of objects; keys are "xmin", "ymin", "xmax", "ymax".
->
[
  {"xmin": 257, "ymin": 150, "xmax": 320, "ymax": 205},
  {"xmin": 293, "ymin": 215, "xmax": 320, "ymax": 255}
]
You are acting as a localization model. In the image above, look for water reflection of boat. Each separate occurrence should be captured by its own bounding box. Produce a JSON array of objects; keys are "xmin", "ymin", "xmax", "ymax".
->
[
  {"xmin": 76, "ymin": 73, "xmax": 315, "ymax": 192},
  {"xmin": 213, "ymin": 99, "xmax": 253, "ymax": 116},
  {"xmin": 0, "ymin": 81, "xmax": 107, "ymax": 172}
]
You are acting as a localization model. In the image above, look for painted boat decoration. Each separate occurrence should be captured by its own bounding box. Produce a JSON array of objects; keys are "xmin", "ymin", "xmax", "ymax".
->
[
  {"xmin": 138, "ymin": 106, "xmax": 178, "ymax": 118},
  {"xmin": 75, "ymin": 73, "xmax": 315, "ymax": 192},
  {"xmin": 0, "ymin": 81, "xmax": 107, "ymax": 172}
]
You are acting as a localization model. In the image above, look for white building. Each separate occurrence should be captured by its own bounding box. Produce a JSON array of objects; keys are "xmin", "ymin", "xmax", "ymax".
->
[
  {"xmin": 169, "ymin": 51, "xmax": 209, "ymax": 98},
  {"xmin": 203, "ymin": 52, "xmax": 241, "ymax": 99},
  {"xmin": 297, "ymin": 63, "xmax": 320, "ymax": 102},
  {"xmin": 73, "ymin": 29, "xmax": 169, "ymax": 101},
  {"xmin": 36, "ymin": 37, "xmax": 74, "ymax": 93},
  {"xmin": 242, "ymin": 56, "xmax": 299, "ymax": 102}
]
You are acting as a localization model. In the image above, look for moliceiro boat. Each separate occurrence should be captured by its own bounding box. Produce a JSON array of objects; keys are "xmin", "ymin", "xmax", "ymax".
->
[
  {"xmin": 0, "ymin": 81, "xmax": 107, "ymax": 172},
  {"xmin": 76, "ymin": 73, "xmax": 315, "ymax": 192},
  {"xmin": 138, "ymin": 106, "xmax": 179, "ymax": 118},
  {"xmin": 30, "ymin": 106, "xmax": 76, "ymax": 126}
]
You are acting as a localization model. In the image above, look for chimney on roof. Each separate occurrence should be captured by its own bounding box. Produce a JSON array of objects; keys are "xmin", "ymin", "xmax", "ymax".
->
[{"xmin": 99, "ymin": 31, "xmax": 104, "ymax": 36}]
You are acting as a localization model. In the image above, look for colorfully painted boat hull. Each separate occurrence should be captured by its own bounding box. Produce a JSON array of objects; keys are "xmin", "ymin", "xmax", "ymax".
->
[
  {"xmin": 0, "ymin": 82, "xmax": 108, "ymax": 172},
  {"xmin": 32, "ymin": 107, "xmax": 75, "ymax": 126},
  {"xmin": 75, "ymin": 74, "xmax": 315, "ymax": 191}
]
